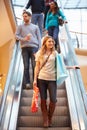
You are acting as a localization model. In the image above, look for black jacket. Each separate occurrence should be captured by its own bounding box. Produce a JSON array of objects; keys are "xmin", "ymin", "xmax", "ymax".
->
[{"xmin": 25, "ymin": 0, "xmax": 45, "ymax": 13}]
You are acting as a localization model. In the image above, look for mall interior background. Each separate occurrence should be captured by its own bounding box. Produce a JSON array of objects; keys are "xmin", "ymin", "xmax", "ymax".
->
[
  {"xmin": 12, "ymin": 0, "xmax": 87, "ymax": 49},
  {"xmin": 0, "ymin": 1, "xmax": 87, "ymax": 130}
]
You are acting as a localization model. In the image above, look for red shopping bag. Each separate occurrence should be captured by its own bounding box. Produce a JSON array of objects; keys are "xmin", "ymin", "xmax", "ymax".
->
[{"xmin": 31, "ymin": 86, "xmax": 39, "ymax": 113}]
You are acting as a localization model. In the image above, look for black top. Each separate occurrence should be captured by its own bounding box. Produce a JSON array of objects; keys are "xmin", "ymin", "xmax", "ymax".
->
[{"xmin": 25, "ymin": 0, "xmax": 45, "ymax": 13}]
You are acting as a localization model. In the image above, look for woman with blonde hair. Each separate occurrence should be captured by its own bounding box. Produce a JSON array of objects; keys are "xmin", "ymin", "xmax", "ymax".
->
[
  {"xmin": 33, "ymin": 35, "xmax": 79, "ymax": 127},
  {"xmin": 33, "ymin": 35, "xmax": 57, "ymax": 127}
]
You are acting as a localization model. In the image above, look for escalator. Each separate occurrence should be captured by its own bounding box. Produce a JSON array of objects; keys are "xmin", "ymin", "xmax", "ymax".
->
[
  {"xmin": 0, "ymin": 0, "xmax": 87, "ymax": 130},
  {"xmin": 17, "ymin": 83, "xmax": 71, "ymax": 130},
  {"xmin": 1, "ymin": 43, "xmax": 87, "ymax": 130}
]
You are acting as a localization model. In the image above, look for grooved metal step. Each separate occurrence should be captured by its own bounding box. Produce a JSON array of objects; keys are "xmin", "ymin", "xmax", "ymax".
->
[
  {"xmin": 17, "ymin": 127, "xmax": 72, "ymax": 130},
  {"xmin": 19, "ymin": 106, "xmax": 69, "ymax": 116},
  {"xmin": 20, "ymin": 97, "xmax": 67, "ymax": 106},
  {"xmin": 21, "ymin": 89, "xmax": 67, "ymax": 97},
  {"xmin": 18, "ymin": 116, "xmax": 70, "ymax": 127},
  {"xmin": 17, "ymin": 83, "xmax": 72, "ymax": 130}
]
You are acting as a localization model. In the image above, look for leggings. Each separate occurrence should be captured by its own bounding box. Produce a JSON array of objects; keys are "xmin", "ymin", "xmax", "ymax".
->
[{"xmin": 37, "ymin": 79, "xmax": 57, "ymax": 103}]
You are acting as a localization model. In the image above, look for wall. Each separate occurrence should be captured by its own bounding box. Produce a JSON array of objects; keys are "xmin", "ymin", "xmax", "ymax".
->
[
  {"xmin": 0, "ymin": 0, "xmax": 16, "ymax": 91},
  {"xmin": 75, "ymin": 48, "xmax": 87, "ymax": 92}
]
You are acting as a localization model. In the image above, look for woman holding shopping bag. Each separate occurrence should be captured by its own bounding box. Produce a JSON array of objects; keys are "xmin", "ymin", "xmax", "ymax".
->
[
  {"xmin": 33, "ymin": 35, "xmax": 79, "ymax": 128},
  {"xmin": 33, "ymin": 35, "xmax": 57, "ymax": 127}
]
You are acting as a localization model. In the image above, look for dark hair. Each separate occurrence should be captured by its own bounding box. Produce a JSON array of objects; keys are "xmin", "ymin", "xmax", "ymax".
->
[
  {"xmin": 22, "ymin": 11, "xmax": 31, "ymax": 16},
  {"xmin": 49, "ymin": 1, "xmax": 60, "ymax": 14}
]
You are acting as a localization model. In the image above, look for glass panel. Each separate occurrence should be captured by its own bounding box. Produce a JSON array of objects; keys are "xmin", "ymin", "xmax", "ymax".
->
[
  {"xmin": 12, "ymin": 0, "xmax": 31, "ymax": 24},
  {"xmin": 12, "ymin": 0, "xmax": 28, "ymax": 6},
  {"xmin": 64, "ymin": 9, "xmax": 87, "ymax": 49}
]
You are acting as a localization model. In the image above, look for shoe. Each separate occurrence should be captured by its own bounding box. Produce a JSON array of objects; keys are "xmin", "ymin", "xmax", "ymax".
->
[{"xmin": 26, "ymin": 83, "xmax": 31, "ymax": 89}]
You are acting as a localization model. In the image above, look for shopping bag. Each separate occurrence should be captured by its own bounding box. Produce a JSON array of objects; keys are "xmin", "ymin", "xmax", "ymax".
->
[
  {"xmin": 56, "ymin": 53, "xmax": 68, "ymax": 85},
  {"xmin": 31, "ymin": 86, "xmax": 39, "ymax": 113}
]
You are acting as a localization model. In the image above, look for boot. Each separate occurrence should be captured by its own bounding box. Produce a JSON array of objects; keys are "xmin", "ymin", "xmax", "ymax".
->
[
  {"xmin": 48, "ymin": 102, "xmax": 56, "ymax": 127},
  {"xmin": 41, "ymin": 100, "xmax": 49, "ymax": 128}
]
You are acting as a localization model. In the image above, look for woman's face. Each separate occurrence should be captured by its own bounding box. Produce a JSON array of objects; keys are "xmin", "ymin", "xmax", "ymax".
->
[
  {"xmin": 45, "ymin": 38, "xmax": 54, "ymax": 49},
  {"xmin": 50, "ymin": 2, "xmax": 56, "ymax": 9}
]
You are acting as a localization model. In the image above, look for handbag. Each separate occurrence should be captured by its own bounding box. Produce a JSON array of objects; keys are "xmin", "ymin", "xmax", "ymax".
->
[
  {"xmin": 56, "ymin": 53, "xmax": 68, "ymax": 85},
  {"xmin": 58, "ymin": 17, "xmax": 64, "ymax": 26}
]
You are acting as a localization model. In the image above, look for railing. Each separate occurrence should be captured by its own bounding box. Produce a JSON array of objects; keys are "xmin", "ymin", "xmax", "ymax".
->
[
  {"xmin": 8, "ymin": 56, "xmax": 23, "ymax": 130},
  {"xmin": 0, "ymin": 43, "xmax": 18, "ymax": 123},
  {"xmin": 70, "ymin": 31, "xmax": 87, "ymax": 49},
  {"xmin": 59, "ymin": 23, "xmax": 87, "ymax": 130},
  {"xmin": 58, "ymin": 0, "xmax": 87, "ymax": 130},
  {"xmin": 0, "ymin": 42, "xmax": 23, "ymax": 130}
]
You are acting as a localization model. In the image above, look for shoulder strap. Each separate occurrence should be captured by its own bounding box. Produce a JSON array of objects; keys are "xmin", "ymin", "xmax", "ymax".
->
[{"xmin": 39, "ymin": 53, "xmax": 51, "ymax": 71}]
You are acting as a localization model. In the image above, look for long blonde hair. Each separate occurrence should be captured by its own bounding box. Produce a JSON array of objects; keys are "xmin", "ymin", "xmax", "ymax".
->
[{"xmin": 39, "ymin": 35, "xmax": 55, "ymax": 59}]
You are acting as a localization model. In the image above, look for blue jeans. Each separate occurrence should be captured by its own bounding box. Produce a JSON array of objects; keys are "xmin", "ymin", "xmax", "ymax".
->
[
  {"xmin": 22, "ymin": 47, "xmax": 38, "ymax": 87},
  {"xmin": 31, "ymin": 13, "xmax": 44, "ymax": 37},
  {"xmin": 37, "ymin": 79, "xmax": 57, "ymax": 103},
  {"xmin": 48, "ymin": 26, "xmax": 59, "ymax": 48}
]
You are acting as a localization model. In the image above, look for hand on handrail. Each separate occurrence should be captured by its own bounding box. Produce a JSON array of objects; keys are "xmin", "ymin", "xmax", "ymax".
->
[
  {"xmin": 64, "ymin": 20, "xmax": 68, "ymax": 24},
  {"xmin": 66, "ymin": 65, "xmax": 80, "ymax": 69}
]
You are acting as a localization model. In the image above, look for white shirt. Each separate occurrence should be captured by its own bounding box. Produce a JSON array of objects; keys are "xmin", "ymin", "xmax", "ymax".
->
[{"xmin": 35, "ymin": 50, "xmax": 57, "ymax": 81}]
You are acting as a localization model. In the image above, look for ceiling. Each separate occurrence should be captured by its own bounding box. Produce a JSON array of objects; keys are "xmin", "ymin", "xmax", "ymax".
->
[{"xmin": 61, "ymin": 0, "xmax": 87, "ymax": 9}]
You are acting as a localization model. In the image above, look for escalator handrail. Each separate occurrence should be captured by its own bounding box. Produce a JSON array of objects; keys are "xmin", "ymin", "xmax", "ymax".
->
[
  {"xmin": 63, "ymin": 16, "xmax": 87, "ymax": 130},
  {"xmin": 8, "ymin": 55, "xmax": 23, "ymax": 130},
  {"xmin": 65, "ymin": 70, "xmax": 80, "ymax": 130},
  {"xmin": 0, "ymin": 42, "xmax": 19, "ymax": 123},
  {"xmin": 64, "ymin": 17, "xmax": 87, "ymax": 113},
  {"xmin": 0, "ymin": 42, "xmax": 23, "ymax": 130},
  {"xmin": 66, "ymin": 69, "xmax": 87, "ymax": 129},
  {"xmin": 57, "ymin": 0, "xmax": 87, "ymax": 129}
]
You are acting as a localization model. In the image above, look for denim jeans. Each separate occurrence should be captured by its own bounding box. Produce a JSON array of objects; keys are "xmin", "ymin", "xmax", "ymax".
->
[
  {"xmin": 37, "ymin": 79, "xmax": 57, "ymax": 103},
  {"xmin": 48, "ymin": 26, "xmax": 59, "ymax": 48},
  {"xmin": 22, "ymin": 47, "xmax": 38, "ymax": 87},
  {"xmin": 31, "ymin": 13, "xmax": 44, "ymax": 37}
]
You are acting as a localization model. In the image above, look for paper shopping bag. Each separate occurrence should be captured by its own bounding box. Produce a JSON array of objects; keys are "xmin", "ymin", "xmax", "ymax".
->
[
  {"xmin": 56, "ymin": 53, "xmax": 68, "ymax": 85},
  {"xmin": 31, "ymin": 86, "xmax": 39, "ymax": 113}
]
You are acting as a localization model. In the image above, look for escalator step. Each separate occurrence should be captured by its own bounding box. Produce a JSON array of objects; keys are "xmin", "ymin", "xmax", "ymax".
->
[
  {"xmin": 18, "ymin": 116, "xmax": 70, "ymax": 127},
  {"xmin": 17, "ymin": 127, "xmax": 72, "ymax": 130},
  {"xmin": 20, "ymin": 97, "xmax": 67, "ymax": 106},
  {"xmin": 17, "ymin": 82, "xmax": 71, "ymax": 130},
  {"xmin": 19, "ymin": 106, "xmax": 69, "ymax": 116},
  {"xmin": 21, "ymin": 88, "xmax": 66, "ymax": 98},
  {"xmin": 22, "ymin": 90, "xmax": 33, "ymax": 97}
]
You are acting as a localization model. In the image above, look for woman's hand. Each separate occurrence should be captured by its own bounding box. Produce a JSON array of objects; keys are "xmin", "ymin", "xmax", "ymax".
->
[
  {"xmin": 33, "ymin": 80, "xmax": 37, "ymax": 88},
  {"xmin": 64, "ymin": 20, "xmax": 68, "ymax": 24},
  {"xmin": 66, "ymin": 65, "xmax": 80, "ymax": 69}
]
